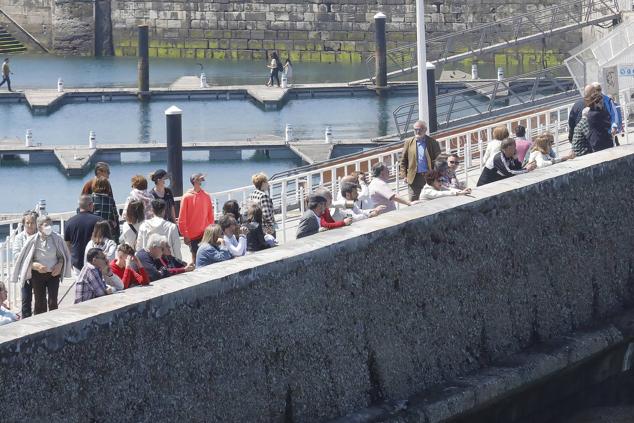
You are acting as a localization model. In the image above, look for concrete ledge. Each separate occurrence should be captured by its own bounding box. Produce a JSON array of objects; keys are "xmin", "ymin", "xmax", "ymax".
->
[{"xmin": 2, "ymin": 145, "xmax": 634, "ymax": 421}]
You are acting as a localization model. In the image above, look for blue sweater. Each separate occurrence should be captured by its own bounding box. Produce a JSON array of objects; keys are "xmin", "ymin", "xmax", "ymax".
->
[{"xmin": 196, "ymin": 243, "xmax": 233, "ymax": 268}]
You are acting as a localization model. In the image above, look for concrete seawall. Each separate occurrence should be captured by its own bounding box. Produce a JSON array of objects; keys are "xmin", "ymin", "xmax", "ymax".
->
[{"xmin": 1, "ymin": 146, "xmax": 634, "ymax": 422}]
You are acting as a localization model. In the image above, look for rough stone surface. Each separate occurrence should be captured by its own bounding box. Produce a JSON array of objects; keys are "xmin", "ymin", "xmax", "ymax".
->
[
  {"xmin": 1, "ymin": 146, "xmax": 634, "ymax": 422},
  {"xmin": 0, "ymin": 0, "xmax": 579, "ymax": 62}
]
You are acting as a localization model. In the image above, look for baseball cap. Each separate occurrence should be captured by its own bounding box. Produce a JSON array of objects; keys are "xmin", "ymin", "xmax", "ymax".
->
[
  {"xmin": 190, "ymin": 172, "xmax": 206, "ymax": 184},
  {"xmin": 150, "ymin": 169, "xmax": 171, "ymax": 183}
]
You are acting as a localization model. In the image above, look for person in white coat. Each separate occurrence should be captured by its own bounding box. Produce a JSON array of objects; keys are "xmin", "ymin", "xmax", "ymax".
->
[
  {"xmin": 481, "ymin": 125, "xmax": 510, "ymax": 167},
  {"xmin": 83, "ymin": 221, "xmax": 118, "ymax": 265},
  {"xmin": 219, "ymin": 214, "xmax": 248, "ymax": 257},
  {"xmin": 527, "ymin": 132, "xmax": 573, "ymax": 168},
  {"xmin": 421, "ymin": 170, "xmax": 471, "ymax": 200},
  {"xmin": 136, "ymin": 199, "xmax": 182, "ymax": 260}
]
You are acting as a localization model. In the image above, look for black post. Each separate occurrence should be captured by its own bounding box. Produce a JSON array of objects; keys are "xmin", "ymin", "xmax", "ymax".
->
[
  {"xmin": 374, "ymin": 12, "xmax": 388, "ymax": 94},
  {"xmin": 165, "ymin": 106, "xmax": 183, "ymax": 203},
  {"xmin": 138, "ymin": 25, "xmax": 150, "ymax": 100},
  {"xmin": 427, "ymin": 62, "xmax": 438, "ymax": 133}
]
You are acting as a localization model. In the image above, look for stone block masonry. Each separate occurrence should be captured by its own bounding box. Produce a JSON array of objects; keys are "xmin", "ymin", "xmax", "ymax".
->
[
  {"xmin": 1, "ymin": 145, "xmax": 634, "ymax": 422},
  {"xmin": 0, "ymin": 0, "xmax": 581, "ymax": 63}
]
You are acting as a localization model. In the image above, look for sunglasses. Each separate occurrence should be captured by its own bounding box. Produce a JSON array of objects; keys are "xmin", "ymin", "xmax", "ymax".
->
[
  {"xmin": 448, "ymin": 161, "xmax": 459, "ymax": 164},
  {"xmin": 414, "ymin": 128, "xmax": 424, "ymax": 132}
]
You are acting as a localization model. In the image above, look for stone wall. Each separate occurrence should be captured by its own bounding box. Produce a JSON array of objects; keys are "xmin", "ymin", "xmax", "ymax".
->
[
  {"xmin": 0, "ymin": 0, "xmax": 580, "ymax": 63},
  {"xmin": 1, "ymin": 146, "xmax": 633, "ymax": 422}
]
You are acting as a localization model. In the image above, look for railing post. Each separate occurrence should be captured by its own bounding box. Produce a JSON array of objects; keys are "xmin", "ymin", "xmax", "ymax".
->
[
  {"xmin": 299, "ymin": 187, "xmax": 305, "ymax": 214},
  {"xmin": 281, "ymin": 181, "xmax": 287, "ymax": 244}
]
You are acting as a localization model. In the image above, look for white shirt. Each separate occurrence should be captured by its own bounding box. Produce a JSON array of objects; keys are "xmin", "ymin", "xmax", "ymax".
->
[
  {"xmin": 84, "ymin": 239, "xmax": 117, "ymax": 265},
  {"xmin": 223, "ymin": 234, "xmax": 247, "ymax": 257},
  {"xmin": 528, "ymin": 150, "xmax": 562, "ymax": 168},
  {"xmin": 369, "ymin": 178, "xmax": 396, "ymax": 212},
  {"xmin": 421, "ymin": 184, "xmax": 459, "ymax": 200},
  {"xmin": 482, "ymin": 139, "xmax": 502, "ymax": 167},
  {"xmin": 0, "ymin": 306, "xmax": 18, "ymax": 326}
]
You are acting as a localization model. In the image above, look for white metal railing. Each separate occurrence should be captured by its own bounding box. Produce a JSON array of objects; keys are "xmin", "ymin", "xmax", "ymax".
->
[{"xmin": 3, "ymin": 94, "xmax": 634, "ymax": 312}]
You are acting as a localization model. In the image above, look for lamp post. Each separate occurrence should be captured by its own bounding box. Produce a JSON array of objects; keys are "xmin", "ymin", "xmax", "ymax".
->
[{"xmin": 416, "ymin": 0, "xmax": 429, "ymax": 124}]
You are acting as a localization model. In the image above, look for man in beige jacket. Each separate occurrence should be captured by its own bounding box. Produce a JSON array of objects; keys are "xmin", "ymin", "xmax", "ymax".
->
[{"xmin": 399, "ymin": 120, "xmax": 441, "ymax": 200}]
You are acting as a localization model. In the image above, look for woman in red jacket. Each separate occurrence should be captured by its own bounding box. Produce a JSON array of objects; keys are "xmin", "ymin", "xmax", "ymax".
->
[{"xmin": 110, "ymin": 243, "xmax": 150, "ymax": 289}]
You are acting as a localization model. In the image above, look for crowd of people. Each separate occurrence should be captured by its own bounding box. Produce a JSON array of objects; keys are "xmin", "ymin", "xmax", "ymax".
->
[{"xmin": 0, "ymin": 81, "xmax": 624, "ymax": 326}]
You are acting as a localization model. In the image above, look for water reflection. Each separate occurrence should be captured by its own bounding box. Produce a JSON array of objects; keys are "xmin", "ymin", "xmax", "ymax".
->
[{"xmin": 138, "ymin": 101, "xmax": 152, "ymax": 144}]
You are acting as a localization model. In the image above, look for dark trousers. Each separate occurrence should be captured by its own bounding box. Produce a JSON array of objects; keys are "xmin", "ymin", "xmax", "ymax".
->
[
  {"xmin": 21, "ymin": 280, "xmax": 33, "ymax": 318},
  {"xmin": 408, "ymin": 172, "xmax": 426, "ymax": 201},
  {"xmin": 268, "ymin": 69, "xmax": 280, "ymax": 87},
  {"xmin": 189, "ymin": 237, "xmax": 202, "ymax": 261},
  {"xmin": 31, "ymin": 271, "xmax": 60, "ymax": 315},
  {"xmin": 0, "ymin": 75, "xmax": 11, "ymax": 91}
]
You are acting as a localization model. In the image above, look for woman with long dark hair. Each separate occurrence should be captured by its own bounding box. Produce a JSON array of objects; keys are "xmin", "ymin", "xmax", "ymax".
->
[{"xmin": 266, "ymin": 52, "xmax": 282, "ymax": 87}]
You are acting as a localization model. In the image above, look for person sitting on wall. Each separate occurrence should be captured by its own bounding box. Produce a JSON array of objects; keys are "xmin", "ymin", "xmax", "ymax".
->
[
  {"xmin": 421, "ymin": 170, "xmax": 471, "ymax": 200},
  {"xmin": 314, "ymin": 188, "xmax": 352, "ymax": 230},
  {"xmin": 245, "ymin": 203, "xmax": 276, "ymax": 253},
  {"xmin": 110, "ymin": 243, "xmax": 150, "ymax": 289},
  {"xmin": 159, "ymin": 242, "xmax": 194, "ymax": 275},
  {"xmin": 335, "ymin": 182, "xmax": 386, "ymax": 221},
  {"xmin": 219, "ymin": 214, "xmax": 248, "ymax": 257},
  {"xmin": 337, "ymin": 171, "xmax": 371, "ymax": 209},
  {"xmin": 439, "ymin": 153, "xmax": 467, "ymax": 190},
  {"xmin": 74, "ymin": 248, "xmax": 113, "ymax": 304},
  {"xmin": 369, "ymin": 162, "xmax": 416, "ymax": 212},
  {"xmin": 477, "ymin": 138, "xmax": 536, "ymax": 186},
  {"xmin": 136, "ymin": 199, "xmax": 182, "ymax": 260},
  {"xmin": 296, "ymin": 195, "xmax": 328, "ymax": 239},
  {"xmin": 135, "ymin": 234, "xmax": 170, "ymax": 282},
  {"xmin": 196, "ymin": 224, "xmax": 233, "ymax": 268}
]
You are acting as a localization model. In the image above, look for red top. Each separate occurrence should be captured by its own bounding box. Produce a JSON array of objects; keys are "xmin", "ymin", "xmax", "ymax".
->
[
  {"xmin": 110, "ymin": 260, "xmax": 150, "ymax": 289},
  {"xmin": 159, "ymin": 257, "xmax": 187, "ymax": 275},
  {"xmin": 320, "ymin": 208, "xmax": 346, "ymax": 230}
]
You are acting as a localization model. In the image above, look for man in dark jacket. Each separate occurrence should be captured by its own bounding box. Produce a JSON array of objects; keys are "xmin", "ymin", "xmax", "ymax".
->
[
  {"xmin": 296, "ymin": 195, "xmax": 327, "ymax": 239},
  {"xmin": 568, "ymin": 85, "xmax": 594, "ymax": 142},
  {"xmin": 134, "ymin": 234, "xmax": 170, "ymax": 281},
  {"xmin": 477, "ymin": 138, "xmax": 536, "ymax": 186}
]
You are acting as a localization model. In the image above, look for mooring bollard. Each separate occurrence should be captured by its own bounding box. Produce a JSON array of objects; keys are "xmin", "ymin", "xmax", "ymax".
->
[
  {"xmin": 88, "ymin": 130, "xmax": 96, "ymax": 149},
  {"xmin": 281, "ymin": 73, "xmax": 288, "ymax": 89},
  {"xmin": 497, "ymin": 66, "xmax": 505, "ymax": 81},
  {"xmin": 138, "ymin": 24, "xmax": 150, "ymax": 100},
  {"xmin": 285, "ymin": 124, "xmax": 293, "ymax": 143},
  {"xmin": 57, "ymin": 78, "xmax": 64, "ymax": 93},
  {"xmin": 37, "ymin": 199, "xmax": 47, "ymax": 216},
  {"xmin": 25, "ymin": 129, "xmax": 33, "ymax": 147},
  {"xmin": 200, "ymin": 72, "xmax": 207, "ymax": 88},
  {"xmin": 471, "ymin": 64, "xmax": 479, "ymax": 80},
  {"xmin": 325, "ymin": 126, "xmax": 333, "ymax": 144},
  {"xmin": 165, "ymin": 105, "xmax": 183, "ymax": 201},
  {"xmin": 374, "ymin": 12, "xmax": 388, "ymax": 92}
]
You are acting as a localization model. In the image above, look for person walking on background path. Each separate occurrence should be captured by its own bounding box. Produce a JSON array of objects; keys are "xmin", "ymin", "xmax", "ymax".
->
[
  {"xmin": 266, "ymin": 52, "xmax": 282, "ymax": 87},
  {"xmin": 284, "ymin": 58, "xmax": 293, "ymax": 85},
  {"xmin": 179, "ymin": 173, "xmax": 214, "ymax": 260},
  {"xmin": 399, "ymin": 120, "xmax": 441, "ymax": 201},
  {"xmin": 0, "ymin": 58, "xmax": 12, "ymax": 92}
]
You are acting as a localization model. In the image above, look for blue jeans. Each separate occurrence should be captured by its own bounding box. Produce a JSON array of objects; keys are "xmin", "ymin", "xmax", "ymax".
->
[{"xmin": 21, "ymin": 280, "xmax": 32, "ymax": 318}]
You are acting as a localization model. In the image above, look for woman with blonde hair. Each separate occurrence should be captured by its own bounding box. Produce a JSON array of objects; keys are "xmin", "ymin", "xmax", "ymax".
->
[
  {"xmin": 195, "ymin": 224, "xmax": 232, "ymax": 268},
  {"xmin": 481, "ymin": 125, "xmax": 510, "ymax": 166},
  {"xmin": 527, "ymin": 133, "xmax": 573, "ymax": 168}
]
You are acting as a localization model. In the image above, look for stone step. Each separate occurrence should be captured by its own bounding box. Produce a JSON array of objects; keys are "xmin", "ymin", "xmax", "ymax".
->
[{"xmin": 0, "ymin": 25, "xmax": 26, "ymax": 54}]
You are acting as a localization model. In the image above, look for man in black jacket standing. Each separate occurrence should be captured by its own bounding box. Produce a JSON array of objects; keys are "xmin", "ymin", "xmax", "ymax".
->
[{"xmin": 568, "ymin": 85, "xmax": 594, "ymax": 142}]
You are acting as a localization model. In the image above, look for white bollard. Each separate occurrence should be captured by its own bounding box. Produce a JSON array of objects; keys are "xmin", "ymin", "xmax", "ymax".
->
[
  {"xmin": 89, "ymin": 130, "xmax": 96, "ymax": 149},
  {"xmin": 285, "ymin": 123, "xmax": 293, "ymax": 143},
  {"xmin": 37, "ymin": 199, "xmax": 47, "ymax": 216},
  {"xmin": 25, "ymin": 129, "xmax": 33, "ymax": 147},
  {"xmin": 471, "ymin": 64, "xmax": 478, "ymax": 80},
  {"xmin": 200, "ymin": 72, "xmax": 207, "ymax": 88},
  {"xmin": 497, "ymin": 67, "xmax": 504, "ymax": 81},
  {"xmin": 57, "ymin": 78, "xmax": 64, "ymax": 93},
  {"xmin": 325, "ymin": 126, "xmax": 333, "ymax": 144},
  {"xmin": 281, "ymin": 73, "xmax": 288, "ymax": 89}
]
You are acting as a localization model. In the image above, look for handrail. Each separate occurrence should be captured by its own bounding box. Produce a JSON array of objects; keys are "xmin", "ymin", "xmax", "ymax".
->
[{"xmin": 0, "ymin": 8, "xmax": 50, "ymax": 53}]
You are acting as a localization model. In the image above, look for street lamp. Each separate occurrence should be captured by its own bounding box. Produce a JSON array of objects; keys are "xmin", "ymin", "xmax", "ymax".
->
[{"xmin": 416, "ymin": 0, "xmax": 429, "ymax": 124}]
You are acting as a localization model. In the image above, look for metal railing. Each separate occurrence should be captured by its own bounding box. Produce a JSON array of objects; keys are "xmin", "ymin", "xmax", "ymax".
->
[
  {"xmin": 4, "ymin": 93, "xmax": 634, "ymax": 312},
  {"xmin": 353, "ymin": 0, "xmax": 620, "ymax": 85},
  {"xmin": 392, "ymin": 66, "xmax": 576, "ymax": 136}
]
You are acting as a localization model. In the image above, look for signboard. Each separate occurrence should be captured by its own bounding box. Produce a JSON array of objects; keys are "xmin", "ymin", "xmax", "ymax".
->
[
  {"xmin": 618, "ymin": 64, "xmax": 634, "ymax": 77},
  {"xmin": 604, "ymin": 65, "xmax": 619, "ymax": 97}
]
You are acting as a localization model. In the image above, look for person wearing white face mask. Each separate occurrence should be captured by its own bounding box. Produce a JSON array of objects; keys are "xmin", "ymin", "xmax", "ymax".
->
[
  {"xmin": 11, "ymin": 215, "xmax": 71, "ymax": 315},
  {"xmin": 150, "ymin": 168, "xmax": 177, "ymax": 224}
]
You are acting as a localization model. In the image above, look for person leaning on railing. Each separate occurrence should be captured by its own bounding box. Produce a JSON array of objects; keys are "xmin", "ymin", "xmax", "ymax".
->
[
  {"xmin": 195, "ymin": 224, "xmax": 233, "ymax": 268},
  {"xmin": 480, "ymin": 125, "xmax": 509, "ymax": 167},
  {"xmin": 313, "ymin": 188, "xmax": 352, "ymax": 230},
  {"xmin": 421, "ymin": 170, "xmax": 471, "ymax": 200},
  {"xmin": 527, "ymin": 133, "xmax": 573, "ymax": 169},
  {"xmin": 134, "ymin": 234, "xmax": 171, "ymax": 282},
  {"xmin": 248, "ymin": 173, "xmax": 276, "ymax": 237},
  {"xmin": 370, "ymin": 162, "xmax": 417, "ymax": 212},
  {"xmin": 334, "ymin": 182, "xmax": 385, "ymax": 221},
  {"xmin": 477, "ymin": 138, "xmax": 536, "ymax": 187},
  {"xmin": 296, "ymin": 195, "xmax": 327, "ymax": 239}
]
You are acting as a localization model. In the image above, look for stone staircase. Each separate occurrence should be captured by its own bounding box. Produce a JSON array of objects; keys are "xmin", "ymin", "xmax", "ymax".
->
[{"xmin": 0, "ymin": 25, "xmax": 26, "ymax": 54}]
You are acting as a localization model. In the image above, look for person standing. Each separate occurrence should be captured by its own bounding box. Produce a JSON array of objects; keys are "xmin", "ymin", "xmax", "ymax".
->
[
  {"xmin": 11, "ymin": 216, "xmax": 71, "ymax": 315},
  {"xmin": 370, "ymin": 162, "xmax": 415, "ymax": 212},
  {"xmin": 284, "ymin": 58, "xmax": 293, "ymax": 85},
  {"xmin": 137, "ymin": 199, "xmax": 182, "ymax": 260},
  {"xmin": 12, "ymin": 211, "xmax": 38, "ymax": 318},
  {"xmin": 0, "ymin": 57, "xmax": 12, "ymax": 92},
  {"xmin": 568, "ymin": 85, "xmax": 593, "ymax": 142},
  {"xmin": 399, "ymin": 120, "xmax": 441, "ymax": 201},
  {"xmin": 248, "ymin": 173, "xmax": 276, "ymax": 236},
  {"xmin": 91, "ymin": 177, "xmax": 120, "ymax": 241},
  {"xmin": 178, "ymin": 173, "xmax": 214, "ymax": 260},
  {"xmin": 481, "ymin": 125, "xmax": 510, "ymax": 167},
  {"xmin": 150, "ymin": 169, "xmax": 177, "ymax": 224},
  {"xmin": 266, "ymin": 52, "xmax": 282, "ymax": 87},
  {"xmin": 514, "ymin": 125, "xmax": 532, "ymax": 163},
  {"xmin": 119, "ymin": 200, "xmax": 145, "ymax": 248},
  {"xmin": 586, "ymin": 90, "xmax": 613, "ymax": 152},
  {"xmin": 64, "ymin": 196, "xmax": 102, "ymax": 275},
  {"xmin": 81, "ymin": 162, "xmax": 113, "ymax": 197},
  {"xmin": 571, "ymin": 107, "xmax": 593, "ymax": 157},
  {"xmin": 122, "ymin": 175, "xmax": 154, "ymax": 221}
]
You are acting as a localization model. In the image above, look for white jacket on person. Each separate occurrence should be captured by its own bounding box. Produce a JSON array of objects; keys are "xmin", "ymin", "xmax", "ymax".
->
[
  {"xmin": 136, "ymin": 216, "xmax": 182, "ymax": 260},
  {"xmin": 421, "ymin": 184, "xmax": 460, "ymax": 200},
  {"xmin": 84, "ymin": 238, "xmax": 117, "ymax": 265}
]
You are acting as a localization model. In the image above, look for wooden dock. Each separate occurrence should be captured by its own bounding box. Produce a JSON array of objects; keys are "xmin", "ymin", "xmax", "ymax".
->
[
  {"xmin": 0, "ymin": 137, "xmax": 378, "ymax": 176},
  {"xmin": 439, "ymin": 70, "xmax": 509, "ymax": 100}
]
